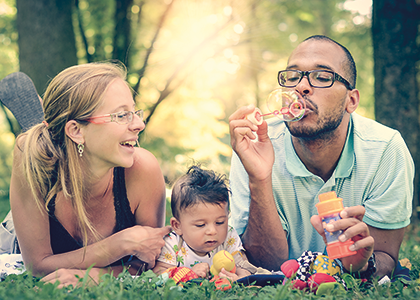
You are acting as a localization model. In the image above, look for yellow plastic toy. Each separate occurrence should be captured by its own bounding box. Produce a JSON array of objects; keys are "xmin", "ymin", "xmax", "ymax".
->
[{"xmin": 210, "ymin": 250, "xmax": 236, "ymax": 276}]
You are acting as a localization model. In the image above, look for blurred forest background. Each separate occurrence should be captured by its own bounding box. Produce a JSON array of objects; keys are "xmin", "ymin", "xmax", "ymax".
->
[{"xmin": 0, "ymin": 0, "xmax": 419, "ymax": 220}]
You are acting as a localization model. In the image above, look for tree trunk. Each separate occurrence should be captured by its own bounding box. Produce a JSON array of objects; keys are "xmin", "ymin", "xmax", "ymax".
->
[
  {"xmin": 16, "ymin": 0, "xmax": 78, "ymax": 94},
  {"xmin": 113, "ymin": 0, "xmax": 133, "ymax": 68},
  {"xmin": 372, "ymin": 0, "xmax": 420, "ymax": 217}
]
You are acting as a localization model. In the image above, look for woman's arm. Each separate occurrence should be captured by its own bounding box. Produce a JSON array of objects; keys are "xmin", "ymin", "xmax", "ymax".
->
[
  {"xmin": 40, "ymin": 264, "xmax": 140, "ymax": 288},
  {"xmin": 11, "ymin": 144, "xmax": 170, "ymax": 276}
]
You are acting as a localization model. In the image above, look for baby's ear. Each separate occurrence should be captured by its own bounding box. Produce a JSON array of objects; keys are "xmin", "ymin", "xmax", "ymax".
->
[{"xmin": 170, "ymin": 217, "xmax": 182, "ymax": 236}]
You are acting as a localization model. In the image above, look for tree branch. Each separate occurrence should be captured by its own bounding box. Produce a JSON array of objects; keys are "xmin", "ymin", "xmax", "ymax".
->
[
  {"xmin": 75, "ymin": 0, "xmax": 92, "ymax": 63},
  {"xmin": 133, "ymin": 0, "xmax": 176, "ymax": 93}
]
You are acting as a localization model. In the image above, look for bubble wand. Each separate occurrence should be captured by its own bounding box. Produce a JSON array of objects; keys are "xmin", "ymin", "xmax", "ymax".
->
[{"xmin": 246, "ymin": 88, "xmax": 306, "ymax": 125}]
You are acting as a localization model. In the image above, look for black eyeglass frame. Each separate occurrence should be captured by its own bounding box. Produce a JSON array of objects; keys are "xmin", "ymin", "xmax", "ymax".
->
[{"xmin": 277, "ymin": 69, "xmax": 354, "ymax": 90}]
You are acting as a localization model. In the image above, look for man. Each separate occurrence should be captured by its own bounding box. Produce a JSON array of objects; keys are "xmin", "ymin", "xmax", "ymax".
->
[{"xmin": 228, "ymin": 35, "xmax": 414, "ymax": 279}]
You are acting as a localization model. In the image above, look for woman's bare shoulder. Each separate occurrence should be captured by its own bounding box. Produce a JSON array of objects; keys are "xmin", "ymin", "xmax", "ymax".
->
[
  {"xmin": 124, "ymin": 148, "xmax": 166, "ymax": 226},
  {"xmin": 126, "ymin": 147, "xmax": 161, "ymax": 175},
  {"xmin": 124, "ymin": 147, "xmax": 165, "ymax": 192}
]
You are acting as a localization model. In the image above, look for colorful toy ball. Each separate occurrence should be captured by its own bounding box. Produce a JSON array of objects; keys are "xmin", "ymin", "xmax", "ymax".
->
[
  {"xmin": 310, "ymin": 255, "xmax": 341, "ymax": 277},
  {"xmin": 281, "ymin": 259, "xmax": 300, "ymax": 278},
  {"xmin": 308, "ymin": 273, "xmax": 337, "ymax": 292},
  {"xmin": 210, "ymin": 250, "xmax": 236, "ymax": 276},
  {"xmin": 291, "ymin": 279, "xmax": 308, "ymax": 290},
  {"xmin": 210, "ymin": 275, "xmax": 232, "ymax": 291},
  {"xmin": 163, "ymin": 266, "xmax": 199, "ymax": 284}
]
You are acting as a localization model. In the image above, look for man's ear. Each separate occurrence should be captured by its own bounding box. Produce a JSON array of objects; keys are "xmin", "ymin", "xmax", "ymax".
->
[
  {"xmin": 170, "ymin": 217, "xmax": 182, "ymax": 236},
  {"xmin": 346, "ymin": 89, "xmax": 360, "ymax": 114},
  {"xmin": 65, "ymin": 120, "xmax": 84, "ymax": 145}
]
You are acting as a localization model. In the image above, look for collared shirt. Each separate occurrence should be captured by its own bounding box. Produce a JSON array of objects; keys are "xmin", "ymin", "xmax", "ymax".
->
[{"xmin": 229, "ymin": 113, "xmax": 414, "ymax": 260}]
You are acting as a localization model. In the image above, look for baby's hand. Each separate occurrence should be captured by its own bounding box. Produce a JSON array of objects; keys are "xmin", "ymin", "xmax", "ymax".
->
[
  {"xmin": 191, "ymin": 263, "xmax": 210, "ymax": 278},
  {"xmin": 218, "ymin": 268, "xmax": 239, "ymax": 281}
]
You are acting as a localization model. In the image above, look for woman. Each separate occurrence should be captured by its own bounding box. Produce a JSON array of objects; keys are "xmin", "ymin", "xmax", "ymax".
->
[{"xmin": 9, "ymin": 62, "xmax": 171, "ymax": 287}]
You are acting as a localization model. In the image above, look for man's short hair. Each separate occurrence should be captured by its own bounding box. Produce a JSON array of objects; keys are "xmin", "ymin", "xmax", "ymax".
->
[{"xmin": 304, "ymin": 35, "xmax": 357, "ymax": 88}]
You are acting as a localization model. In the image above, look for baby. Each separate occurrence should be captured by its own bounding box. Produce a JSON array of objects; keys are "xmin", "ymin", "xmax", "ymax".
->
[{"xmin": 153, "ymin": 165, "xmax": 251, "ymax": 280}]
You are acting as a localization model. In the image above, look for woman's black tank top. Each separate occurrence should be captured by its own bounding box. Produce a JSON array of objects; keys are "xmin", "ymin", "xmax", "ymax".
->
[{"xmin": 48, "ymin": 167, "xmax": 136, "ymax": 258}]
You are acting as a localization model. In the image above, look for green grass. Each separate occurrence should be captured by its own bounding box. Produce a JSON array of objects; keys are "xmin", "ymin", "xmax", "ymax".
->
[
  {"xmin": 1, "ymin": 198, "xmax": 419, "ymax": 298},
  {"xmin": 0, "ymin": 196, "xmax": 10, "ymax": 221},
  {"xmin": 0, "ymin": 266, "xmax": 418, "ymax": 300}
]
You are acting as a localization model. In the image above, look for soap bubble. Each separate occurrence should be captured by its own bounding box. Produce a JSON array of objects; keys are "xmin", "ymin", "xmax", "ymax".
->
[
  {"xmin": 266, "ymin": 88, "xmax": 306, "ymax": 122},
  {"xmin": 245, "ymin": 88, "xmax": 306, "ymax": 125}
]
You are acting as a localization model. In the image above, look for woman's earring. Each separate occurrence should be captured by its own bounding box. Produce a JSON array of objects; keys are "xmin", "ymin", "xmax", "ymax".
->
[{"xmin": 77, "ymin": 143, "xmax": 84, "ymax": 157}]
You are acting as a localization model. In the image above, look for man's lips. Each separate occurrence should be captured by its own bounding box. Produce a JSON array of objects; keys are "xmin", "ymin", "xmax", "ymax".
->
[{"xmin": 300, "ymin": 96, "xmax": 316, "ymax": 111}]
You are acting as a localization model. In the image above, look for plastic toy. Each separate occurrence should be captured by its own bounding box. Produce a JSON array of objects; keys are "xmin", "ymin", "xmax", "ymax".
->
[
  {"xmin": 246, "ymin": 88, "xmax": 306, "ymax": 125},
  {"xmin": 210, "ymin": 250, "xmax": 236, "ymax": 276},
  {"xmin": 209, "ymin": 276, "xmax": 233, "ymax": 291},
  {"xmin": 209, "ymin": 250, "xmax": 236, "ymax": 291},
  {"xmin": 159, "ymin": 250, "xmax": 237, "ymax": 291},
  {"xmin": 280, "ymin": 251, "xmax": 346, "ymax": 295},
  {"xmin": 162, "ymin": 266, "xmax": 199, "ymax": 284},
  {"xmin": 316, "ymin": 191, "xmax": 357, "ymax": 259}
]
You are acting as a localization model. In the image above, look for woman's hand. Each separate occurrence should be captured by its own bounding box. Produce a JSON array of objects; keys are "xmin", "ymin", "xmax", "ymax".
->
[
  {"xmin": 310, "ymin": 205, "xmax": 374, "ymax": 272},
  {"xmin": 41, "ymin": 268, "xmax": 102, "ymax": 288},
  {"xmin": 127, "ymin": 225, "xmax": 172, "ymax": 268}
]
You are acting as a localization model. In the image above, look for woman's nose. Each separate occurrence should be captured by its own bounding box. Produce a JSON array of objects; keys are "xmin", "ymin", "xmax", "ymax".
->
[{"xmin": 129, "ymin": 114, "xmax": 145, "ymax": 132}]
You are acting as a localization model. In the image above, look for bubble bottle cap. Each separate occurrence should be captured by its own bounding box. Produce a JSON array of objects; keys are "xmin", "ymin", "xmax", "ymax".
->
[
  {"xmin": 315, "ymin": 191, "xmax": 344, "ymax": 218},
  {"xmin": 327, "ymin": 239, "xmax": 356, "ymax": 259},
  {"xmin": 316, "ymin": 191, "xmax": 357, "ymax": 259}
]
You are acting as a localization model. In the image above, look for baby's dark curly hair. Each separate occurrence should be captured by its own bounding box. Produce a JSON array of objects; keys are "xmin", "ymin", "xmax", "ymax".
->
[{"xmin": 171, "ymin": 164, "xmax": 230, "ymax": 220}]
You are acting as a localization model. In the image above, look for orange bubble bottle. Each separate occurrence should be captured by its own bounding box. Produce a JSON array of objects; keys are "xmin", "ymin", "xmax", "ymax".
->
[{"xmin": 315, "ymin": 191, "xmax": 357, "ymax": 259}]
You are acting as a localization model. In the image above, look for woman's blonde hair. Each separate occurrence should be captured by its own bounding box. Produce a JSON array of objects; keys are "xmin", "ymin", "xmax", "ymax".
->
[{"xmin": 19, "ymin": 61, "xmax": 128, "ymax": 247}]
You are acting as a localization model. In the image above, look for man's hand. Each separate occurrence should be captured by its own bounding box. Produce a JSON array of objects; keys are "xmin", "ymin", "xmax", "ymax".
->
[
  {"xmin": 310, "ymin": 205, "xmax": 374, "ymax": 272},
  {"xmin": 229, "ymin": 105, "xmax": 275, "ymax": 181},
  {"xmin": 230, "ymin": 106, "xmax": 289, "ymax": 269}
]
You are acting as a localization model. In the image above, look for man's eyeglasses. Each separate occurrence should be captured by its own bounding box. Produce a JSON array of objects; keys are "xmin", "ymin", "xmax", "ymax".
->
[
  {"xmin": 85, "ymin": 109, "xmax": 144, "ymax": 125},
  {"xmin": 278, "ymin": 70, "xmax": 354, "ymax": 90}
]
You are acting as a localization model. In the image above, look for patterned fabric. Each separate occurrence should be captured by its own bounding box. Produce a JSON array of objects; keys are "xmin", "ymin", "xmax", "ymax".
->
[
  {"xmin": 163, "ymin": 266, "xmax": 199, "ymax": 284},
  {"xmin": 296, "ymin": 251, "xmax": 323, "ymax": 281},
  {"xmin": 311, "ymin": 255, "xmax": 341, "ymax": 276},
  {"xmin": 229, "ymin": 113, "xmax": 414, "ymax": 260},
  {"xmin": 0, "ymin": 254, "xmax": 24, "ymax": 280},
  {"xmin": 295, "ymin": 251, "xmax": 346, "ymax": 289},
  {"xmin": 157, "ymin": 225, "xmax": 244, "ymax": 268}
]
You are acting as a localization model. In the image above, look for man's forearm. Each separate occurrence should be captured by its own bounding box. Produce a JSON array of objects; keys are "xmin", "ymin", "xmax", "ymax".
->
[
  {"xmin": 242, "ymin": 177, "xmax": 288, "ymax": 271},
  {"xmin": 368, "ymin": 226, "xmax": 405, "ymax": 279}
]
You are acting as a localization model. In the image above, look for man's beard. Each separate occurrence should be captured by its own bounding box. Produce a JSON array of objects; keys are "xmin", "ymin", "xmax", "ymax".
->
[{"xmin": 285, "ymin": 97, "xmax": 346, "ymax": 141}]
